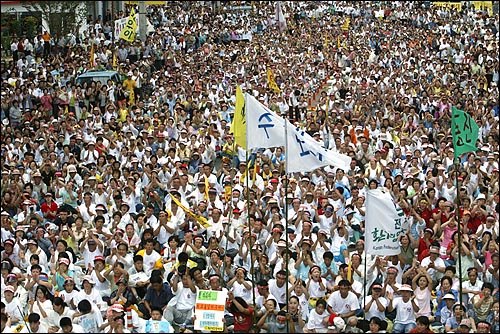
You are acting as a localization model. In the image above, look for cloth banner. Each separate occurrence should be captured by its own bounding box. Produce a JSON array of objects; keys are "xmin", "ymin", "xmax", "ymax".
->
[
  {"xmin": 245, "ymin": 94, "xmax": 351, "ymax": 172},
  {"xmin": 365, "ymin": 189, "xmax": 405, "ymax": 256},
  {"xmin": 451, "ymin": 106, "xmax": 479, "ymax": 159},
  {"xmin": 118, "ymin": 8, "xmax": 137, "ymax": 42},
  {"xmin": 229, "ymin": 85, "xmax": 246, "ymax": 149}
]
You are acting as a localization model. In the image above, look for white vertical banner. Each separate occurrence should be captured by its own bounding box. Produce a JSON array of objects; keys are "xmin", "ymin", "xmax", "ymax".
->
[
  {"xmin": 365, "ymin": 189, "xmax": 405, "ymax": 256},
  {"xmin": 275, "ymin": 1, "xmax": 287, "ymax": 33}
]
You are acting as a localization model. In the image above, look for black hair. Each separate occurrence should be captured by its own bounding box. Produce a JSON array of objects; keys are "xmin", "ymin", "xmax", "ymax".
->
[
  {"xmin": 78, "ymin": 299, "xmax": 92, "ymax": 313},
  {"xmin": 178, "ymin": 251, "xmax": 189, "ymax": 263},
  {"xmin": 482, "ymin": 282, "xmax": 494, "ymax": 292},
  {"xmin": 150, "ymin": 275, "xmax": 162, "ymax": 285},
  {"xmin": 133, "ymin": 255, "xmax": 143, "ymax": 263},
  {"xmin": 60, "ymin": 317, "xmax": 72, "ymax": 328},
  {"xmin": 370, "ymin": 316, "xmax": 383, "ymax": 327},
  {"xmin": 229, "ymin": 296, "xmax": 248, "ymax": 313},
  {"xmin": 53, "ymin": 297, "xmax": 67, "ymax": 308},
  {"xmin": 316, "ymin": 298, "xmax": 327, "ymax": 309},
  {"xmin": 338, "ymin": 279, "xmax": 351, "ymax": 287},
  {"xmin": 416, "ymin": 316, "xmax": 430, "ymax": 328},
  {"xmin": 28, "ymin": 313, "xmax": 40, "ymax": 323}
]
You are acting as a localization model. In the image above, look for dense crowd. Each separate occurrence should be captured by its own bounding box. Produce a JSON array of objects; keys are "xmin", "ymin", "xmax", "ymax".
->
[{"xmin": 0, "ymin": 1, "xmax": 499, "ymax": 333}]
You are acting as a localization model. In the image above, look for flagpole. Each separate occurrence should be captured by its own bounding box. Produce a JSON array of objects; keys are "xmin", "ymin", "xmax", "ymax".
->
[
  {"xmin": 454, "ymin": 158, "xmax": 463, "ymax": 307},
  {"xmin": 220, "ymin": 156, "xmax": 236, "ymax": 289},
  {"xmin": 363, "ymin": 247, "xmax": 368, "ymax": 321},
  {"xmin": 282, "ymin": 102, "xmax": 290, "ymax": 332},
  {"xmin": 246, "ymin": 149, "xmax": 257, "ymax": 324}
]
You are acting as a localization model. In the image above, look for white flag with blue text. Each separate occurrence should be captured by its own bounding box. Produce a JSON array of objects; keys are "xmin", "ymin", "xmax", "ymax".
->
[
  {"xmin": 245, "ymin": 94, "xmax": 352, "ymax": 173},
  {"xmin": 365, "ymin": 189, "xmax": 405, "ymax": 256}
]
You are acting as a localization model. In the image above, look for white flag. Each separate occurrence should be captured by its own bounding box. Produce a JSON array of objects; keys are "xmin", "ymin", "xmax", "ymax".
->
[
  {"xmin": 365, "ymin": 189, "xmax": 405, "ymax": 256},
  {"xmin": 287, "ymin": 127, "xmax": 352, "ymax": 173},
  {"xmin": 245, "ymin": 93, "xmax": 286, "ymax": 150},
  {"xmin": 275, "ymin": 1, "xmax": 287, "ymax": 33},
  {"xmin": 245, "ymin": 94, "xmax": 352, "ymax": 173}
]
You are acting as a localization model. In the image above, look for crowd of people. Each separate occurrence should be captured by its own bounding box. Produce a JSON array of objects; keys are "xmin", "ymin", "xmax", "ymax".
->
[{"xmin": 1, "ymin": 1, "xmax": 499, "ymax": 333}]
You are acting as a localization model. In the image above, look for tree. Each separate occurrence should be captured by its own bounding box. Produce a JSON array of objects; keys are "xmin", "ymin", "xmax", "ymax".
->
[{"xmin": 22, "ymin": 1, "xmax": 89, "ymax": 37}]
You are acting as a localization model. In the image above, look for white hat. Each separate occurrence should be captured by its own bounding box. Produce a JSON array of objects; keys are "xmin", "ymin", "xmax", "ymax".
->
[
  {"xmin": 399, "ymin": 284, "xmax": 413, "ymax": 292},
  {"xmin": 476, "ymin": 193, "xmax": 486, "ymax": 200}
]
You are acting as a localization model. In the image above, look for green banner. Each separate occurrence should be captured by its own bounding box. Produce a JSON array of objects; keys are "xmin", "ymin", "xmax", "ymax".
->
[{"xmin": 451, "ymin": 106, "xmax": 479, "ymax": 159}]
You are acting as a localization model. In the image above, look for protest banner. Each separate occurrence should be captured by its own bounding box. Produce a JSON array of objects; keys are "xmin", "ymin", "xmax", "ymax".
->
[{"xmin": 194, "ymin": 290, "xmax": 227, "ymax": 332}]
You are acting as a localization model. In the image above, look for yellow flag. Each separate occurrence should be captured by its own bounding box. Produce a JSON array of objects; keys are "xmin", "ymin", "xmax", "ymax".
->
[
  {"xmin": 267, "ymin": 68, "xmax": 281, "ymax": 94},
  {"xmin": 342, "ymin": 18, "xmax": 351, "ymax": 31},
  {"xmin": 337, "ymin": 35, "xmax": 341, "ymax": 48},
  {"xmin": 112, "ymin": 52, "xmax": 117, "ymax": 70},
  {"xmin": 120, "ymin": 7, "xmax": 137, "ymax": 42},
  {"xmin": 325, "ymin": 96, "xmax": 329, "ymax": 118},
  {"xmin": 324, "ymin": 35, "xmax": 329, "ymax": 48},
  {"xmin": 229, "ymin": 85, "xmax": 246, "ymax": 149},
  {"xmin": 204, "ymin": 176, "xmax": 209, "ymax": 200},
  {"xmin": 89, "ymin": 41, "xmax": 95, "ymax": 66},
  {"xmin": 170, "ymin": 192, "xmax": 211, "ymax": 228},
  {"xmin": 347, "ymin": 258, "xmax": 352, "ymax": 281}
]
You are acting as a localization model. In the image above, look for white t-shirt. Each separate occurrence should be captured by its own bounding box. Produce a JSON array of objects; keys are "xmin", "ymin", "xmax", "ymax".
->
[
  {"xmin": 173, "ymin": 283, "xmax": 196, "ymax": 310},
  {"xmin": 327, "ymin": 291, "xmax": 359, "ymax": 316},
  {"xmin": 362, "ymin": 295, "xmax": 388, "ymax": 320},
  {"xmin": 392, "ymin": 297, "xmax": 416, "ymax": 324},
  {"xmin": 268, "ymin": 279, "xmax": 287, "ymax": 304},
  {"xmin": 142, "ymin": 250, "xmax": 161, "ymax": 276}
]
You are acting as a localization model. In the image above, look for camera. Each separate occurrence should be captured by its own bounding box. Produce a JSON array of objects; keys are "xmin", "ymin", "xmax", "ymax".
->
[{"xmin": 178, "ymin": 265, "xmax": 187, "ymax": 276}]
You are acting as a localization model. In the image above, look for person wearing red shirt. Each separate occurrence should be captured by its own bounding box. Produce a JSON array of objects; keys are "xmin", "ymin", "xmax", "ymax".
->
[
  {"xmin": 417, "ymin": 199, "xmax": 433, "ymax": 227},
  {"xmin": 467, "ymin": 194, "xmax": 488, "ymax": 234},
  {"xmin": 417, "ymin": 228, "xmax": 435, "ymax": 262},
  {"xmin": 228, "ymin": 291, "xmax": 254, "ymax": 333},
  {"xmin": 40, "ymin": 192, "xmax": 58, "ymax": 221}
]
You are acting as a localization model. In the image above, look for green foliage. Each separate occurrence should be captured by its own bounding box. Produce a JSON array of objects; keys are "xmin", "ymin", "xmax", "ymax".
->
[{"xmin": 21, "ymin": 1, "xmax": 89, "ymax": 36}]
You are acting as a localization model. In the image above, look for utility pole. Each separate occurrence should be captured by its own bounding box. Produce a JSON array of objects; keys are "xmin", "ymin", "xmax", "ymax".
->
[{"xmin": 139, "ymin": 0, "xmax": 147, "ymax": 42}]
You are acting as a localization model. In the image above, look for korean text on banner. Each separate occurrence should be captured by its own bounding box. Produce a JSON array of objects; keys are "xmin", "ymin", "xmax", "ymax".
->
[
  {"xmin": 194, "ymin": 290, "xmax": 227, "ymax": 332},
  {"xmin": 365, "ymin": 189, "xmax": 405, "ymax": 256},
  {"xmin": 451, "ymin": 106, "xmax": 479, "ymax": 159},
  {"xmin": 245, "ymin": 94, "xmax": 351, "ymax": 172},
  {"xmin": 119, "ymin": 8, "xmax": 137, "ymax": 42}
]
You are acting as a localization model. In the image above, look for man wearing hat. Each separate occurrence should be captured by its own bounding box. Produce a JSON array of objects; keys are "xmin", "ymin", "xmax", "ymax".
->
[
  {"xmin": 387, "ymin": 284, "xmax": 419, "ymax": 333},
  {"xmin": 421, "ymin": 245, "xmax": 446, "ymax": 288}
]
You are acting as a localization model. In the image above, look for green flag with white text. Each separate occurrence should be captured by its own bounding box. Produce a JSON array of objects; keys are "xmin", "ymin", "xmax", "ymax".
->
[{"xmin": 451, "ymin": 106, "xmax": 479, "ymax": 159}]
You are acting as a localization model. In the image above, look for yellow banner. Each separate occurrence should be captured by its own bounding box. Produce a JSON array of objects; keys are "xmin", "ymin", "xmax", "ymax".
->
[
  {"xmin": 120, "ymin": 7, "xmax": 137, "ymax": 42},
  {"xmin": 229, "ymin": 85, "xmax": 246, "ymax": 149},
  {"xmin": 170, "ymin": 192, "xmax": 211, "ymax": 228},
  {"xmin": 472, "ymin": 1, "xmax": 493, "ymax": 13},
  {"xmin": 433, "ymin": 2, "xmax": 462, "ymax": 11},
  {"xmin": 204, "ymin": 176, "xmax": 209, "ymax": 200},
  {"xmin": 267, "ymin": 68, "xmax": 281, "ymax": 93},
  {"xmin": 341, "ymin": 18, "xmax": 350, "ymax": 31},
  {"xmin": 89, "ymin": 41, "xmax": 95, "ymax": 66}
]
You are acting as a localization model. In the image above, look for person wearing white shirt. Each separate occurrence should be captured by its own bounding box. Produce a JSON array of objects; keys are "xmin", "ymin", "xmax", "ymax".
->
[
  {"xmin": 387, "ymin": 284, "xmax": 419, "ymax": 333},
  {"xmin": 19, "ymin": 313, "xmax": 48, "ymax": 333},
  {"xmin": 164, "ymin": 271, "xmax": 196, "ymax": 326},
  {"xmin": 327, "ymin": 279, "xmax": 360, "ymax": 323},
  {"xmin": 46, "ymin": 297, "xmax": 75, "ymax": 332},
  {"xmin": 140, "ymin": 239, "xmax": 162, "ymax": 276},
  {"xmin": 362, "ymin": 284, "xmax": 389, "ymax": 324}
]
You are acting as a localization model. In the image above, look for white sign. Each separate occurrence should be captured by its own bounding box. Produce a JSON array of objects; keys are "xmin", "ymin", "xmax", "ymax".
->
[
  {"xmin": 194, "ymin": 290, "xmax": 227, "ymax": 332},
  {"xmin": 365, "ymin": 189, "xmax": 405, "ymax": 256}
]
